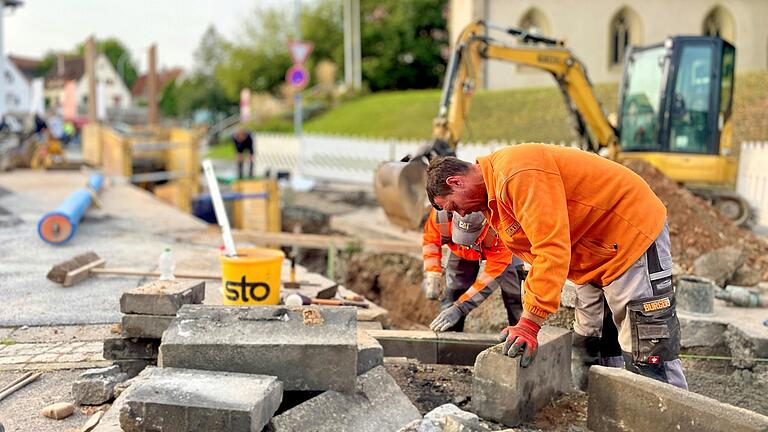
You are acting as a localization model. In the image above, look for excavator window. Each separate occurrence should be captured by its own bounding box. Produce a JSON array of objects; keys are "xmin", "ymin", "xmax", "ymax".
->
[
  {"xmin": 619, "ymin": 46, "xmax": 665, "ymax": 151},
  {"xmin": 668, "ymin": 44, "xmax": 715, "ymax": 153}
]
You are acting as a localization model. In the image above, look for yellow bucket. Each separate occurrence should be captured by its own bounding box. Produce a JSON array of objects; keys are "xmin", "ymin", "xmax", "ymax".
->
[{"xmin": 220, "ymin": 247, "xmax": 284, "ymax": 305}]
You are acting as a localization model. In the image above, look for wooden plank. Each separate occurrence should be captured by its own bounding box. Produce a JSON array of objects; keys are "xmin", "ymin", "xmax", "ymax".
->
[{"xmin": 233, "ymin": 230, "xmax": 420, "ymax": 255}]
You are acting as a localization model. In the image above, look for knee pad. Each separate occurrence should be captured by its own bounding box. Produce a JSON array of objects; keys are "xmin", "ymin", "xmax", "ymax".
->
[{"xmin": 624, "ymin": 292, "xmax": 681, "ymax": 381}]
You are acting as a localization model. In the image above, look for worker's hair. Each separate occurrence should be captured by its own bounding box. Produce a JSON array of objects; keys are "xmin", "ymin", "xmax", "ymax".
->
[{"xmin": 425, "ymin": 156, "xmax": 472, "ymax": 209}]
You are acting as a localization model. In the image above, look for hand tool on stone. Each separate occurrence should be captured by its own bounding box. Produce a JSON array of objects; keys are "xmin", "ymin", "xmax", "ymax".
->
[{"xmin": 47, "ymin": 251, "xmax": 220, "ymax": 287}]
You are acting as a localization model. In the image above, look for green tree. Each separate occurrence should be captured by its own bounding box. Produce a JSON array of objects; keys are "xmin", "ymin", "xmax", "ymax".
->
[
  {"xmin": 159, "ymin": 78, "xmax": 179, "ymax": 116},
  {"xmin": 360, "ymin": 0, "xmax": 449, "ymax": 91}
]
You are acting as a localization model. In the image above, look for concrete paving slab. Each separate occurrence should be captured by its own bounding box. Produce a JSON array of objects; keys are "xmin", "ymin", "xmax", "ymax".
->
[
  {"xmin": 367, "ymin": 330, "xmax": 498, "ymax": 365},
  {"xmin": 121, "ymin": 314, "xmax": 174, "ymax": 339},
  {"xmin": 120, "ymin": 280, "xmax": 205, "ymax": 316},
  {"xmin": 472, "ymin": 326, "xmax": 571, "ymax": 426},
  {"xmin": 358, "ymin": 330, "xmax": 384, "ymax": 375},
  {"xmin": 119, "ymin": 367, "xmax": 283, "ymax": 432},
  {"xmin": 159, "ymin": 305, "xmax": 358, "ymax": 392},
  {"xmin": 268, "ymin": 366, "xmax": 421, "ymax": 432},
  {"xmin": 587, "ymin": 366, "xmax": 768, "ymax": 432}
]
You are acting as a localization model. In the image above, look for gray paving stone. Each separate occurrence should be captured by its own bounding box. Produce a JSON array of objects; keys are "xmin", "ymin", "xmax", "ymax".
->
[
  {"xmin": 119, "ymin": 367, "xmax": 282, "ymax": 432},
  {"xmin": 357, "ymin": 330, "xmax": 383, "ymax": 375},
  {"xmin": 121, "ymin": 314, "xmax": 174, "ymax": 339},
  {"xmin": 73, "ymin": 365, "xmax": 129, "ymax": 405},
  {"xmin": 587, "ymin": 366, "xmax": 768, "ymax": 432},
  {"xmin": 268, "ymin": 366, "xmax": 421, "ymax": 432},
  {"xmin": 472, "ymin": 326, "xmax": 571, "ymax": 426},
  {"xmin": 160, "ymin": 305, "xmax": 357, "ymax": 392},
  {"xmin": 120, "ymin": 280, "xmax": 205, "ymax": 316},
  {"xmin": 103, "ymin": 337, "xmax": 160, "ymax": 360}
]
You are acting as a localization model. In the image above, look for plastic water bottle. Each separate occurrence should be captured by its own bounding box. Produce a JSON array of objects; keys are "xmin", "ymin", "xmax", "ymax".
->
[{"xmin": 158, "ymin": 247, "xmax": 175, "ymax": 281}]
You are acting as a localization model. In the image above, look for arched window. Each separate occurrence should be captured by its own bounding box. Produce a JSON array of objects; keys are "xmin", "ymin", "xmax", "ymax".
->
[
  {"xmin": 518, "ymin": 8, "xmax": 551, "ymax": 41},
  {"xmin": 703, "ymin": 6, "xmax": 735, "ymax": 42},
  {"xmin": 609, "ymin": 7, "xmax": 642, "ymax": 67}
]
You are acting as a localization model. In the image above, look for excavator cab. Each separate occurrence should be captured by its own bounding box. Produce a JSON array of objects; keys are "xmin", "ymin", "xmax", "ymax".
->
[{"xmin": 617, "ymin": 37, "xmax": 745, "ymax": 222}]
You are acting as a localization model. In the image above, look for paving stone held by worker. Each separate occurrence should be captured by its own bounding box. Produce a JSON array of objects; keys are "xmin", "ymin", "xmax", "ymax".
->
[
  {"xmin": 425, "ymin": 143, "xmax": 688, "ymax": 390},
  {"xmin": 422, "ymin": 208, "xmax": 523, "ymax": 332}
]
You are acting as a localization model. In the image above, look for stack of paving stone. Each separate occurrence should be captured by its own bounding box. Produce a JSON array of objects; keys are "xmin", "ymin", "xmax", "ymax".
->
[
  {"xmin": 92, "ymin": 305, "xmax": 421, "ymax": 432},
  {"xmin": 103, "ymin": 279, "xmax": 205, "ymax": 377}
]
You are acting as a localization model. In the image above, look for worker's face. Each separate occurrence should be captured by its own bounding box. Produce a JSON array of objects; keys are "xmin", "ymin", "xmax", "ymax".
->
[{"xmin": 434, "ymin": 175, "xmax": 487, "ymax": 216}]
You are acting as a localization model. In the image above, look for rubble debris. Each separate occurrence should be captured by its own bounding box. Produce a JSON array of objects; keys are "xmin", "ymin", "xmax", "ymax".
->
[
  {"xmin": 119, "ymin": 367, "xmax": 282, "ymax": 432},
  {"xmin": 81, "ymin": 411, "xmax": 104, "ymax": 432},
  {"xmin": 72, "ymin": 365, "xmax": 129, "ymax": 405},
  {"xmin": 472, "ymin": 326, "xmax": 571, "ymax": 426},
  {"xmin": 624, "ymin": 160, "xmax": 768, "ymax": 280},
  {"xmin": 160, "ymin": 305, "xmax": 358, "ymax": 392},
  {"xmin": 692, "ymin": 246, "xmax": 745, "ymax": 287},
  {"xmin": 120, "ymin": 280, "xmax": 205, "ymax": 316},
  {"xmin": 268, "ymin": 366, "xmax": 421, "ymax": 432},
  {"xmin": 587, "ymin": 366, "xmax": 768, "ymax": 432},
  {"xmin": 40, "ymin": 402, "xmax": 75, "ymax": 420}
]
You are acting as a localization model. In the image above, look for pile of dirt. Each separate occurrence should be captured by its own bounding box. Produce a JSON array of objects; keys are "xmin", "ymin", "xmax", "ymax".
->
[
  {"xmin": 624, "ymin": 159, "xmax": 768, "ymax": 278},
  {"xmin": 344, "ymin": 252, "xmax": 439, "ymax": 329}
]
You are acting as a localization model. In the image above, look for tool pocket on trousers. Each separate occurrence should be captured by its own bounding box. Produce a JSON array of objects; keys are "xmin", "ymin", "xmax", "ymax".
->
[{"xmin": 627, "ymin": 293, "xmax": 680, "ymax": 364}]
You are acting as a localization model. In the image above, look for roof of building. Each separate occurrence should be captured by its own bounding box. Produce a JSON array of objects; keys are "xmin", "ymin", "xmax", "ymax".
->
[
  {"xmin": 8, "ymin": 55, "xmax": 42, "ymax": 81},
  {"xmin": 131, "ymin": 67, "xmax": 184, "ymax": 97},
  {"xmin": 45, "ymin": 57, "xmax": 86, "ymax": 83}
]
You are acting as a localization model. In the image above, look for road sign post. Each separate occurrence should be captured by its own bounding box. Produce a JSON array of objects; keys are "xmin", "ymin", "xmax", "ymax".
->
[{"xmin": 287, "ymin": 31, "xmax": 314, "ymax": 137}]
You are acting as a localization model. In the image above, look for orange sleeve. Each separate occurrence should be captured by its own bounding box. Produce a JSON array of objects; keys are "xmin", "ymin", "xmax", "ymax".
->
[
  {"xmin": 504, "ymin": 169, "xmax": 570, "ymax": 319},
  {"xmin": 422, "ymin": 209, "xmax": 443, "ymax": 273}
]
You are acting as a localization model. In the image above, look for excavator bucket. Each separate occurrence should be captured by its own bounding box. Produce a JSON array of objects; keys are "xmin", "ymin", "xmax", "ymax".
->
[{"xmin": 374, "ymin": 159, "xmax": 431, "ymax": 230}]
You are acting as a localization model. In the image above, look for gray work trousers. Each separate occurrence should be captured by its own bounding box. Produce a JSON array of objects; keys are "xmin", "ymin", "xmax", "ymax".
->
[
  {"xmin": 573, "ymin": 222, "xmax": 688, "ymax": 390},
  {"xmin": 440, "ymin": 253, "xmax": 523, "ymax": 332}
]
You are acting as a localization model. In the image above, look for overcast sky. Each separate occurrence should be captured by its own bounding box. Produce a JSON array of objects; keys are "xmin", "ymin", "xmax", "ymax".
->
[{"xmin": 3, "ymin": 0, "xmax": 288, "ymax": 71}]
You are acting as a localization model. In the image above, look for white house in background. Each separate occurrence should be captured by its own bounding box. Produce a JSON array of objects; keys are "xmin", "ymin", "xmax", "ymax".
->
[
  {"xmin": 3, "ymin": 56, "xmax": 32, "ymax": 114},
  {"xmin": 45, "ymin": 53, "xmax": 132, "ymax": 113}
]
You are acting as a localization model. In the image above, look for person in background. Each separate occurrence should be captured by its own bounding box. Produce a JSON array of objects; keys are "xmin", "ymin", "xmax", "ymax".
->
[
  {"xmin": 231, "ymin": 127, "xmax": 255, "ymax": 179},
  {"xmin": 423, "ymin": 208, "xmax": 523, "ymax": 332}
]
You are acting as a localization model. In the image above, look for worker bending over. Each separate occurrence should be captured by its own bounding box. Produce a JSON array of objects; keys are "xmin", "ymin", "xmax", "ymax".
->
[
  {"xmin": 425, "ymin": 143, "xmax": 687, "ymax": 390},
  {"xmin": 422, "ymin": 209, "xmax": 523, "ymax": 332}
]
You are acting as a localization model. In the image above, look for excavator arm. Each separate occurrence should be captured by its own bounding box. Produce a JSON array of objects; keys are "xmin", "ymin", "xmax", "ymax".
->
[{"xmin": 374, "ymin": 21, "xmax": 618, "ymax": 229}]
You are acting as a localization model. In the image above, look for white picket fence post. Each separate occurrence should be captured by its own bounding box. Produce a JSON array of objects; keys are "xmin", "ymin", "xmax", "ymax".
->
[{"xmin": 736, "ymin": 141, "xmax": 768, "ymax": 227}]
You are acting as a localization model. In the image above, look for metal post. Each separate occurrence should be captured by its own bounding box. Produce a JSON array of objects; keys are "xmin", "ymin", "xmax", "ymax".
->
[
  {"xmin": 0, "ymin": 2, "xmax": 5, "ymax": 118},
  {"xmin": 293, "ymin": 0, "xmax": 302, "ymax": 137},
  {"xmin": 343, "ymin": 0, "xmax": 352, "ymax": 88},
  {"xmin": 352, "ymin": 0, "xmax": 361, "ymax": 89}
]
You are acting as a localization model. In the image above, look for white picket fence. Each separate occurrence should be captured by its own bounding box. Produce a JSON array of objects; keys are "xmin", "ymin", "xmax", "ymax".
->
[
  {"xmin": 737, "ymin": 141, "xmax": 768, "ymax": 227},
  {"xmin": 255, "ymin": 132, "xmax": 576, "ymax": 185}
]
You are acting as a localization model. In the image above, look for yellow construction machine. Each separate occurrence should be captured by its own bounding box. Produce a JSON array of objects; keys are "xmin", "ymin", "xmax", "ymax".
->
[{"xmin": 374, "ymin": 21, "xmax": 745, "ymax": 228}]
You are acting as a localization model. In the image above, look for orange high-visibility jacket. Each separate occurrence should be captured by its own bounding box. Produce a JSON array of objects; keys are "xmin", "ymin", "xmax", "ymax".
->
[
  {"xmin": 477, "ymin": 144, "xmax": 666, "ymax": 319},
  {"xmin": 422, "ymin": 209, "xmax": 516, "ymax": 314}
]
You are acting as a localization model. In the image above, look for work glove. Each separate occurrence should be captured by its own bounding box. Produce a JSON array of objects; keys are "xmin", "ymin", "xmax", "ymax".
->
[
  {"xmin": 422, "ymin": 271, "xmax": 443, "ymax": 300},
  {"xmin": 429, "ymin": 305, "xmax": 464, "ymax": 332},
  {"xmin": 498, "ymin": 317, "xmax": 541, "ymax": 367}
]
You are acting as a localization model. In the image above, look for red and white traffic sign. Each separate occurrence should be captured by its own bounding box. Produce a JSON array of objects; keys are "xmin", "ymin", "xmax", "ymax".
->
[
  {"xmin": 288, "ymin": 40, "xmax": 314, "ymax": 65},
  {"xmin": 286, "ymin": 65, "xmax": 309, "ymax": 90}
]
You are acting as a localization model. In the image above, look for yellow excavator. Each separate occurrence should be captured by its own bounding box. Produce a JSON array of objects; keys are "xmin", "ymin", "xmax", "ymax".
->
[{"xmin": 374, "ymin": 21, "xmax": 745, "ymax": 229}]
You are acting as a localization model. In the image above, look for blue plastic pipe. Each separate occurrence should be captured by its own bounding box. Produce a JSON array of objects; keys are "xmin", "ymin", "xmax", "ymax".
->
[{"xmin": 38, "ymin": 173, "xmax": 104, "ymax": 245}]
